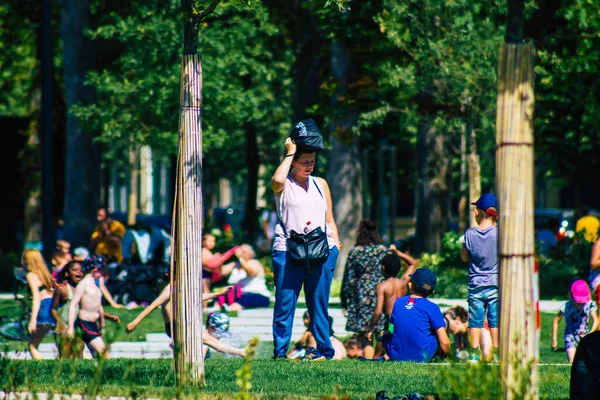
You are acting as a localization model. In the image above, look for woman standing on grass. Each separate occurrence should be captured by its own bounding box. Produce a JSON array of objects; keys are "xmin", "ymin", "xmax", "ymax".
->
[
  {"xmin": 271, "ymin": 124, "xmax": 341, "ymax": 361},
  {"xmin": 22, "ymin": 248, "xmax": 56, "ymax": 359},
  {"xmin": 340, "ymin": 220, "xmax": 387, "ymax": 358}
]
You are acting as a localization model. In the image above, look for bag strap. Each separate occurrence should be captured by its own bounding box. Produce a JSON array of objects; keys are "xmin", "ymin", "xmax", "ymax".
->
[
  {"xmin": 311, "ymin": 177, "xmax": 328, "ymax": 235},
  {"xmin": 277, "ymin": 176, "xmax": 328, "ymax": 238}
]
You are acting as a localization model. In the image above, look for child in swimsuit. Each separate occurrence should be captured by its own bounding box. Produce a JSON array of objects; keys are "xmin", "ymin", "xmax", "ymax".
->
[
  {"xmin": 68, "ymin": 255, "xmax": 110, "ymax": 358},
  {"xmin": 52, "ymin": 261, "xmax": 120, "ymax": 358},
  {"xmin": 23, "ymin": 249, "xmax": 56, "ymax": 360}
]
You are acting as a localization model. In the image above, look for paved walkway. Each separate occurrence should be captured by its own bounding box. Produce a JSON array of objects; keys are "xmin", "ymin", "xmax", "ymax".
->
[{"xmin": 1, "ymin": 294, "xmax": 566, "ymax": 359}]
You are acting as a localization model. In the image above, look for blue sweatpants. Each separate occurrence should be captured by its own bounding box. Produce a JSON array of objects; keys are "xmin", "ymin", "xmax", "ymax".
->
[{"xmin": 272, "ymin": 246, "xmax": 339, "ymax": 359}]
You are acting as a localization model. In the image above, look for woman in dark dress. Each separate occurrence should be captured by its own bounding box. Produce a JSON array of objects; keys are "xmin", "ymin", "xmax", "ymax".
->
[{"xmin": 341, "ymin": 220, "xmax": 387, "ymax": 358}]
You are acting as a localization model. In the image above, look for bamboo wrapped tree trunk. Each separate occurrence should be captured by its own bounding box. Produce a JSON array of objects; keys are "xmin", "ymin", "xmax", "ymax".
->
[
  {"xmin": 496, "ymin": 43, "xmax": 538, "ymax": 399},
  {"xmin": 171, "ymin": 54, "xmax": 204, "ymax": 386}
]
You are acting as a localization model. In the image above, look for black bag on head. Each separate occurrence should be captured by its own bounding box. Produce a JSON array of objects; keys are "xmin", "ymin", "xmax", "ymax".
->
[{"xmin": 289, "ymin": 119, "xmax": 325, "ymax": 151}]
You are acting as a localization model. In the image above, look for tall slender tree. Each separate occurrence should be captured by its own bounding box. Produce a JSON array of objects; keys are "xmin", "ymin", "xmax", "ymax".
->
[{"xmin": 61, "ymin": 0, "xmax": 100, "ymax": 248}]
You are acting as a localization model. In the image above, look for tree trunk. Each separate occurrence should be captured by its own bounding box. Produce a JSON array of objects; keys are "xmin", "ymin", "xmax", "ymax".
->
[
  {"xmin": 496, "ymin": 43, "xmax": 538, "ymax": 400},
  {"xmin": 127, "ymin": 147, "xmax": 140, "ymax": 227},
  {"xmin": 458, "ymin": 126, "xmax": 468, "ymax": 233},
  {"xmin": 60, "ymin": 0, "xmax": 100, "ymax": 248},
  {"xmin": 171, "ymin": 54, "xmax": 205, "ymax": 386},
  {"xmin": 243, "ymin": 122, "xmax": 259, "ymax": 243},
  {"xmin": 415, "ymin": 116, "xmax": 450, "ymax": 254},
  {"xmin": 291, "ymin": 1, "xmax": 324, "ymax": 121},
  {"xmin": 467, "ymin": 108, "xmax": 481, "ymax": 228},
  {"xmin": 327, "ymin": 40, "xmax": 363, "ymax": 278}
]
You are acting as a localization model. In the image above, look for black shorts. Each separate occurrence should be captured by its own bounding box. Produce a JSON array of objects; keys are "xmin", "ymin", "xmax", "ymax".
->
[
  {"xmin": 165, "ymin": 322, "xmax": 172, "ymax": 339},
  {"xmin": 76, "ymin": 319, "xmax": 101, "ymax": 344}
]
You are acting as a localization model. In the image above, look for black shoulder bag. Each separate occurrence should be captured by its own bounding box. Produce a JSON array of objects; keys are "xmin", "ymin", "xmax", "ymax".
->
[{"xmin": 280, "ymin": 178, "xmax": 330, "ymax": 268}]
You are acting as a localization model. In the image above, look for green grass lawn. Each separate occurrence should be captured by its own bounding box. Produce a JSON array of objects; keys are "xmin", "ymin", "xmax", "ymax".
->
[
  {"xmin": 0, "ymin": 358, "xmax": 571, "ymax": 399},
  {"xmin": 0, "ymin": 299, "xmax": 571, "ymax": 364},
  {"xmin": 0, "ymin": 298, "xmax": 575, "ymax": 399}
]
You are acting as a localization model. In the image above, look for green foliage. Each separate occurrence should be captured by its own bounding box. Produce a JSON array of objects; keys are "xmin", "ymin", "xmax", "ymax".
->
[
  {"xmin": 534, "ymin": 0, "xmax": 600, "ymax": 196},
  {"xmin": 419, "ymin": 232, "xmax": 469, "ymax": 299},
  {"xmin": 0, "ymin": 3, "xmax": 36, "ymax": 117},
  {"xmin": 72, "ymin": 0, "xmax": 293, "ymax": 185},
  {"xmin": 235, "ymin": 337, "xmax": 258, "ymax": 399},
  {"xmin": 538, "ymin": 234, "xmax": 593, "ymax": 299}
]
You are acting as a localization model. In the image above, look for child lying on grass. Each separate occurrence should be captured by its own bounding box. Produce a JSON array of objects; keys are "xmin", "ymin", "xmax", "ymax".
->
[{"xmin": 126, "ymin": 284, "xmax": 246, "ymax": 357}]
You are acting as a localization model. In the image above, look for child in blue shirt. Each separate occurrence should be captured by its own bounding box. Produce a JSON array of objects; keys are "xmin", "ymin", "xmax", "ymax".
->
[
  {"xmin": 381, "ymin": 268, "xmax": 450, "ymax": 362},
  {"xmin": 461, "ymin": 193, "xmax": 499, "ymax": 362}
]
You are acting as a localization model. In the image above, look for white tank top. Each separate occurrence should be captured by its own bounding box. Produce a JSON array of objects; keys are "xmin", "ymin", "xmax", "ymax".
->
[
  {"xmin": 273, "ymin": 175, "xmax": 335, "ymax": 252},
  {"xmin": 228, "ymin": 266, "xmax": 271, "ymax": 298}
]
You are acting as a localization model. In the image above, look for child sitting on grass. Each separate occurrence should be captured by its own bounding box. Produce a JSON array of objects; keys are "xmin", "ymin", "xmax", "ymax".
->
[
  {"xmin": 343, "ymin": 335, "xmax": 370, "ymax": 359},
  {"xmin": 125, "ymin": 284, "xmax": 247, "ymax": 358},
  {"xmin": 380, "ymin": 268, "xmax": 450, "ymax": 362},
  {"xmin": 289, "ymin": 311, "xmax": 346, "ymax": 360},
  {"xmin": 552, "ymin": 280, "xmax": 599, "ymax": 363}
]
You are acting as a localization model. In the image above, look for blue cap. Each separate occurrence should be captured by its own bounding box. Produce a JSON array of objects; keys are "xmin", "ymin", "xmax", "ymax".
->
[
  {"xmin": 471, "ymin": 193, "xmax": 498, "ymax": 216},
  {"xmin": 409, "ymin": 268, "xmax": 437, "ymax": 294}
]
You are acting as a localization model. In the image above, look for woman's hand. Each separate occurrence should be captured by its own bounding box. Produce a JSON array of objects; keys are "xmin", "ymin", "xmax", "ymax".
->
[
  {"xmin": 341, "ymin": 308, "xmax": 347, "ymax": 317},
  {"xmin": 285, "ymin": 137, "xmax": 297, "ymax": 155},
  {"xmin": 68, "ymin": 328, "xmax": 74, "ymax": 339},
  {"xmin": 551, "ymin": 339, "xmax": 558, "ymax": 351},
  {"xmin": 28, "ymin": 321, "xmax": 36, "ymax": 334}
]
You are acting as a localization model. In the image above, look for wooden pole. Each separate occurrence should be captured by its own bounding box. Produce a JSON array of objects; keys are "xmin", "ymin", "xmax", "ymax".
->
[
  {"xmin": 496, "ymin": 43, "xmax": 538, "ymax": 400},
  {"xmin": 171, "ymin": 54, "xmax": 204, "ymax": 386}
]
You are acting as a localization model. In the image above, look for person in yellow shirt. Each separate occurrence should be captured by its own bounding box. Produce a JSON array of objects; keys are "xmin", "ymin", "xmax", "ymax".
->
[
  {"xmin": 575, "ymin": 207, "xmax": 600, "ymax": 243},
  {"xmin": 90, "ymin": 207, "xmax": 126, "ymax": 263}
]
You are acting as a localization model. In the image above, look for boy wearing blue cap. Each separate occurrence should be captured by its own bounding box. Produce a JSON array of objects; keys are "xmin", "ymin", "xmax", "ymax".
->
[
  {"xmin": 461, "ymin": 193, "xmax": 499, "ymax": 362},
  {"xmin": 381, "ymin": 268, "xmax": 450, "ymax": 362}
]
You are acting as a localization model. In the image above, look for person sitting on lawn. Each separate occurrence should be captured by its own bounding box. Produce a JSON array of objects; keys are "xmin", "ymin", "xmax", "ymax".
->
[
  {"xmin": 51, "ymin": 261, "xmax": 120, "ymax": 358},
  {"xmin": 217, "ymin": 244, "xmax": 271, "ymax": 311},
  {"xmin": 443, "ymin": 306, "xmax": 492, "ymax": 361},
  {"xmin": 552, "ymin": 280, "xmax": 599, "ymax": 363},
  {"xmin": 67, "ymin": 255, "xmax": 111, "ymax": 358},
  {"xmin": 125, "ymin": 284, "xmax": 246, "ymax": 357},
  {"xmin": 343, "ymin": 336, "xmax": 370, "ymax": 359},
  {"xmin": 202, "ymin": 233, "xmax": 239, "ymax": 307},
  {"xmin": 289, "ymin": 311, "xmax": 346, "ymax": 360},
  {"xmin": 365, "ymin": 245, "xmax": 418, "ymax": 356},
  {"xmin": 380, "ymin": 268, "xmax": 450, "ymax": 362}
]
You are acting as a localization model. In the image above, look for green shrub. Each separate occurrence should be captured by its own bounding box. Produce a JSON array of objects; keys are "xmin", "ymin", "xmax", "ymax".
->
[
  {"xmin": 538, "ymin": 235, "xmax": 593, "ymax": 299},
  {"xmin": 419, "ymin": 232, "xmax": 469, "ymax": 299}
]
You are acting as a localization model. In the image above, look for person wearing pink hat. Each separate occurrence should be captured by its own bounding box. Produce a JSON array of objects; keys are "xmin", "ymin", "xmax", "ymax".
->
[{"xmin": 552, "ymin": 280, "xmax": 599, "ymax": 363}]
